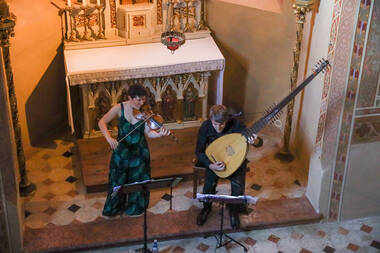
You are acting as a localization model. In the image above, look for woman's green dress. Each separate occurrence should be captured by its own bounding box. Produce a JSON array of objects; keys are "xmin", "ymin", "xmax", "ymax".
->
[{"xmin": 102, "ymin": 103, "xmax": 150, "ymax": 216}]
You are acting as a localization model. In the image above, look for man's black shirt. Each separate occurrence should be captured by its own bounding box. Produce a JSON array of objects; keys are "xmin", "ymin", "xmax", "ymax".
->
[{"xmin": 195, "ymin": 118, "xmax": 246, "ymax": 169}]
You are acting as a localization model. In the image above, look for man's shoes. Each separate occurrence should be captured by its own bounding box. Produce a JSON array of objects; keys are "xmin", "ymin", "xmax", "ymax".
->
[
  {"xmin": 196, "ymin": 207, "xmax": 211, "ymax": 226},
  {"xmin": 229, "ymin": 210, "xmax": 240, "ymax": 230}
]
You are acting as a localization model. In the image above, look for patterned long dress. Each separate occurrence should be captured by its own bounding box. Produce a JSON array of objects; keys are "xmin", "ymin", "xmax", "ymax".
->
[{"xmin": 102, "ymin": 103, "xmax": 151, "ymax": 216}]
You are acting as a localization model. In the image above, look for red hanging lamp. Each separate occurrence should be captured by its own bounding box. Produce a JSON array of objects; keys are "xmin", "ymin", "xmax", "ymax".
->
[{"xmin": 161, "ymin": 31, "xmax": 185, "ymax": 54}]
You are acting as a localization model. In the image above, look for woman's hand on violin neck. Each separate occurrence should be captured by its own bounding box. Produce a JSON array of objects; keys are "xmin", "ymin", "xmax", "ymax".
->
[
  {"xmin": 159, "ymin": 128, "xmax": 171, "ymax": 136},
  {"xmin": 107, "ymin": 137, "xmax": 119, "ymax": 150}
]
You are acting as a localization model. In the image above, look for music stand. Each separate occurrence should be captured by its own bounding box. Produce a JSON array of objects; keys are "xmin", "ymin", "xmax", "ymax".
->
[
  {"xmin": 197, "ymin": 194, "xmax": 251, "ymax": 252},
  {"xmin": 113, "ymin": 177, "xmax": 182, "ymax": 253}
]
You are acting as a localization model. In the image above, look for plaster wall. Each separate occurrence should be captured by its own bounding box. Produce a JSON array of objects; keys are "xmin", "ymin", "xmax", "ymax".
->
[
  {"xmin": 8, "ymin": 0, "xmax": 67, "ymax": 149},
  {"xmin": 293, "ymin": 1, "xmax": 336, "ymax": 216},
  {"xmin": 341, "ymin": 142, "xmax": 380, "ymax": 220},
  {"xmin": 292, "ymin": 1, "xmax": 334, "ymax": 168},
  {"xmin": 206, "ymin": 0, "xmax": 295, "ymax": 124}
]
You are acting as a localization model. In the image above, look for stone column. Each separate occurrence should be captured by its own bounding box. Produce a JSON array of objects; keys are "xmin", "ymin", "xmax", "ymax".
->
[
  {"xmin": 0, "ymin": 7, "xmax": 23, "ymax": 250},
  {"xmin": 276, "ymin": 0, "xmax": 314, "ymax": 162},
  {"xmin": 0, "ymin": 0, "xmax": 36, "ymax": 196},
  {"xmin": 216, "ymin": 69, "xmax": 224, "ymax": 105}
]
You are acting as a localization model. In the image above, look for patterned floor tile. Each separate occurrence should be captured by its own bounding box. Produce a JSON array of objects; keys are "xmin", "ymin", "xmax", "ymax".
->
[
  {"xmin": 48, "ymin": 169, "xmax": 73, "ymax": 182},
  {"xmin": 360, "ymin": 224, "xmax": 373, "ymax": 233},
  {"xmin": 243, "ymin": 237, "xmax": 257, "ymax": 246},
  {"xmin": 62, "ymin": 151, "xmax": 73, "ymax": 157},
  {"xmin": 41, "ymin": 153, "xmax": 51, "ymax": 160},
  {"xmin": 24, "ymin": 213, "xmax": 50, "ymax": 229},
  {"xmin": 25, "ymin": 200, "xmax": 49, "ymax": 213},
  {"xmin": 42, "ymin": 178, "xmax": 54, "ymax": 186},
  {"xmin": 43, "ymin": 206, "xmax": 57, "ymax": 216},
  {"xmin": 50, "ymin": 209, "xmax": 75, "ymax": 226},
  {"xmin": 161, "ymin": 193, "xmax": 172, "ymax": 201},
  {"xmin": 223, "ymin": 241, "xmax": 234, "ymax": 250},
  {"xmin": 75, "ymin": 206, "xmax": 98, "ymax": 223},
  {"xmin": 65, "ymin": 176, "xmax": 78, "ymax": 183},
  {"xmin": 299, "ymin": 249, "xmax": 312, "ymax": 253},
  {"xmin": 265, "ymin": 168, "xmax": 277, "ymax": 175},
  {"xmin": 172, "ymin": 246, "xmax": 185, "ymax": 253},
  {"xmin": 251, "ymin": 184, "xmax": 262, "ymax": 191},
  {"xmin": 347, "ymin": 243, "xmax": 359, "ymax": 251},
  {"xmin": 66, "ymin": 189, "xmax": 78, "ymax": 198},
  {"xmin": 92, "ymin": 201, "xmax": 104, "ymax": 210},
  {"xmin": 25, "ymin": 210, "xmax": 32, "ymax": 218},
  {"xmin": 338, "ymin": 227, "xmax": 349, "ymax": 235},
  {"xmin": 268, "ymin": 234, "xmax": 280, "ymax": 243},
  {"xmin": 49, "ymin": 182, "xmax": 75, "ymax": 195},
  {"xmin": 196, "ymin": 243, "xmax": 209, "ymax": 252},
  {"xmin": 323, "ymin": 245, "xmax": 336, "ymax": 253},
  {"xmin": 184, "ymin": 191, "xmax": 193, "ymax": 199},
  {"xmin": 317, "ymin": 230, "xmax": 326, "ymax": 238},
  {"xmin": 370, "ymin": 240, "xmax": 380, "ymax": 249},
  {"xmin": 43, "ymin": 192, "xmax": 56, "ymax": 201},
  {"xmin": 291, "ymin": 231, "xmax": 304, "ymax": 240},
  {"xmin": 68, "ymin": 204, "xmax": 81, "ymax": 213}
]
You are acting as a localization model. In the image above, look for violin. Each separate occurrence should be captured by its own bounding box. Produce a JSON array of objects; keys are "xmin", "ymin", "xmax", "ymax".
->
[{"xmin": 132, "ymin": 104, "xmax": 178, "ymax": 142}]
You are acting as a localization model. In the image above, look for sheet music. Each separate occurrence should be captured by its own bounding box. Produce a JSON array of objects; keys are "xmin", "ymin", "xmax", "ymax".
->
[{"xmin": 196, "ymin": 193, "xmax": 258, "ymax": 204}]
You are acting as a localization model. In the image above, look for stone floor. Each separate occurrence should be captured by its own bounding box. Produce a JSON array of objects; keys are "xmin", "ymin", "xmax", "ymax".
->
[
  {"xmin": 21, "ymin": 127, "xmax": 380, "ymax": 252},
  {"xmin": 81, "ymin": 215, "xmax": 380, "ymax": 253},
  {"xmin": 23, "ymin": 126, "xmax": 307, "ymax": 230}
]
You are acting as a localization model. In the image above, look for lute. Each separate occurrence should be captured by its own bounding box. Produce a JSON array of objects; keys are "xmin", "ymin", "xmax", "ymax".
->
[{"xmin": 206, "ymin": 59, "xmax": 330, "ymax": 178}]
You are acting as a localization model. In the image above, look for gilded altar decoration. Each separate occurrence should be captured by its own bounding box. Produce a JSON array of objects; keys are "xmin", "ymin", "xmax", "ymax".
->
[
  {"xmin": 61, "ymin": 1, "xmax": 106, "ymax": 43},
  {"xmin": 157, "ymin": 0, "xmax": 163, "ymax": 24},
  {"xmin": 133, "ymin": 15, "xmax": 145, "ymax": 26},
  {"xmin": 74, "ymin": 13, "xmax": 98, "ymax": 27},
  {"xmin": 58, "ymin": 0, "xmax": 209, "ymax": 47},
  {"xmin": 109, "ymin": 0, "xmax": 117, "ymax": 28}
]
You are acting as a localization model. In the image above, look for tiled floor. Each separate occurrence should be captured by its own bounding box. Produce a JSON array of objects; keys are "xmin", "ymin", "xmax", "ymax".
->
[
  {"xmin": 23, "ymin": 127, "xmax": 307, "ymax": 230},
  {"xmin": 80, "ymin": 216, "xmax": 380, "ymax": 253},
  {"xmin": 22, "ymin": 129, "xmax": 380, "ymax": 252}
]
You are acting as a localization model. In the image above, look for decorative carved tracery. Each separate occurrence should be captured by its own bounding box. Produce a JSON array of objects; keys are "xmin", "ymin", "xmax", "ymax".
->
[{"xmin": 81, "ymin": 71, "xmax": 209, "ymax": 137}]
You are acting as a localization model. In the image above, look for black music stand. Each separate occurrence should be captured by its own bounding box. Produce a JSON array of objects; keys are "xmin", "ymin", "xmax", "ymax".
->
[
  {"xmin": 198, "ymin": 194, "xmax": 249, "ymax": 252},
  {"xmin": 113, "ymin": 177, "xmax": 182, "ymax": 253}
]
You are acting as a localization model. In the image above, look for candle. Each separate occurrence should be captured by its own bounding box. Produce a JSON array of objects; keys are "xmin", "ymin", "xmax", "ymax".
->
[
  {"xmin": 82, "ymin": 0, "xmax": 86, "ymax": 6},
  {"xmin": 97, "ymin": 0, "xmax": 100, "ymax": 5},
  {"xmin": 67, "ymin": 0, "xmax": 71, "ymax": 7}
]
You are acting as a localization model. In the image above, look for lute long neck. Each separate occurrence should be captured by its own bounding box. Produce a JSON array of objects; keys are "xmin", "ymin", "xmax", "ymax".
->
[{"xmin": 242, "ymin": 60, "xmax": 328, "ymax": 138}]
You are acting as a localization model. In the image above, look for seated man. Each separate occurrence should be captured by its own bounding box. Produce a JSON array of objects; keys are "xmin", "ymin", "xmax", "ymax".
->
[{"xmin": 195, "ymin": 105, "xmax": 263, "ymax": 229}]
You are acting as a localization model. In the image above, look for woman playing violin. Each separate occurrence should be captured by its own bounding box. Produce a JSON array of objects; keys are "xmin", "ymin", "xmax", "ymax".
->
[{"xmin": 98, "ymin": 84, "xmax": 170, "ymax": 217}]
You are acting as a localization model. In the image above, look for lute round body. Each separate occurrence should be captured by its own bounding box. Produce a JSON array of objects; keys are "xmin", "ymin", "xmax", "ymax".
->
[{"xmin": 205, "ymin": 133, "xmax": 248, "ymax": 178}]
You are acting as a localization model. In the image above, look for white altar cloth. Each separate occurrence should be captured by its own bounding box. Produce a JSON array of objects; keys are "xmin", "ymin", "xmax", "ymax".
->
[
  {"xmin": 64, "ymin": 37, "xmax": 225, "ymax": 86},
  {"xmin": 64, "ymin": 36, "xmax": 225, "ymax": 132}
]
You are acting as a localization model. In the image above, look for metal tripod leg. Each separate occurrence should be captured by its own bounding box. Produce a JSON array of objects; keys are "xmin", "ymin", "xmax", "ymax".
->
[{"xmin": 213, "ymin": 203, "xmax": 248, "ymax": 252}]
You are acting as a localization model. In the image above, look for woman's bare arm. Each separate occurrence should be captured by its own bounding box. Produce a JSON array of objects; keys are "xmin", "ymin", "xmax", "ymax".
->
[{"xmin": 98, "ymin": 104, "xmax": 120, "ymax": 149}]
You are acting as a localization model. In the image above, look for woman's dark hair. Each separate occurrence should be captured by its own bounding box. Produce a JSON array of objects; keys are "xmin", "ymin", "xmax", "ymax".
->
[{"xmin": 128, "ymin": 84, "xmax": 147, "ymax": 99}]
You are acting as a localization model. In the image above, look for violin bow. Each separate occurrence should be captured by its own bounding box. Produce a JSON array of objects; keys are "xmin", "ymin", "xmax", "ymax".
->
[{"xmin": 117, "ymin": 114, "xmax": 154, "ymax": 143}]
